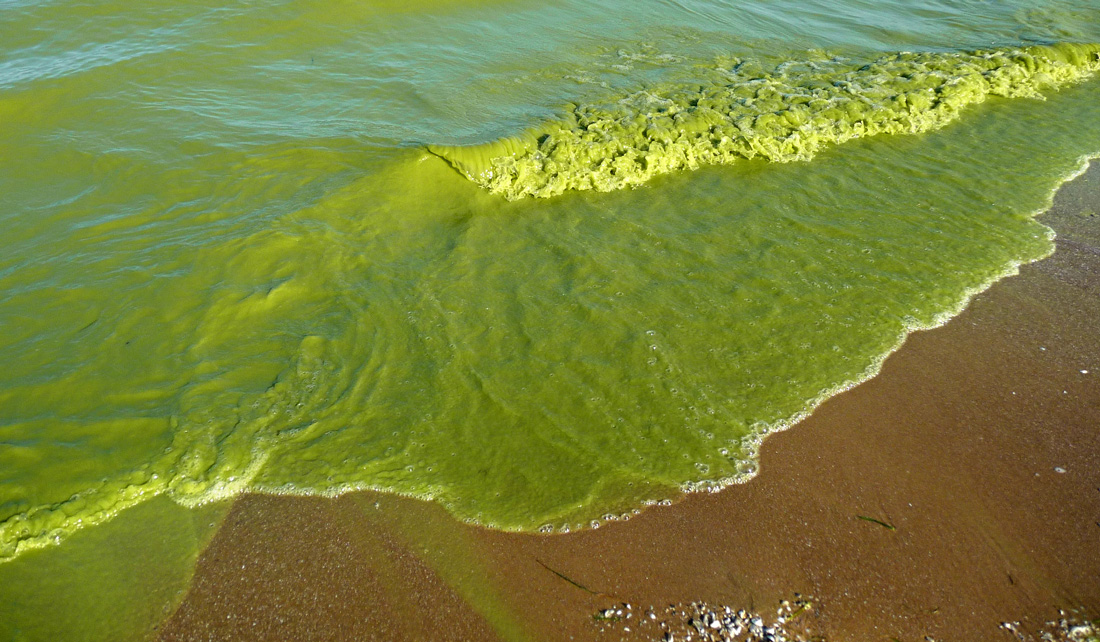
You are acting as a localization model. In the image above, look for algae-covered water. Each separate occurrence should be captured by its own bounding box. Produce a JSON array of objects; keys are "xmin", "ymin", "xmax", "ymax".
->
[{"xmin": 2, "ymin": 0, "xmax": 1100, "ymax": 636}]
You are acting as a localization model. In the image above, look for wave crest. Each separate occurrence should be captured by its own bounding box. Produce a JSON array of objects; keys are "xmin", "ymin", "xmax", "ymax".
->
[{"xmin": 432, "ymin": 43, "xmax": 1100, "ymax": 199}]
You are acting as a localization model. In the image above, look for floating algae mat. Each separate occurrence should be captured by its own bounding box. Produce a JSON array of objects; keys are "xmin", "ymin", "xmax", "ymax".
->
[
  {"xmin": 432, "ymin": 45, "xmax": 1100, "ymax": 198},
  {"xmin": 2, "ymin": 0, "xmax": 1100, "ymax": 587}
]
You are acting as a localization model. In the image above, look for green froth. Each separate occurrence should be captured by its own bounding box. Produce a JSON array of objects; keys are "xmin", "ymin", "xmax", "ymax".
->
[{"xmin": 435, "ymin": 44, "xmax": 1100, "ymax": 199}]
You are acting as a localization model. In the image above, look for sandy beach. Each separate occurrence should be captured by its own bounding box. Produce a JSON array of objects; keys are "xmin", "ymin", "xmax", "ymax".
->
[{"xmin": 157, "ymin": 163, "xmax": 1100, "ymax": 642}]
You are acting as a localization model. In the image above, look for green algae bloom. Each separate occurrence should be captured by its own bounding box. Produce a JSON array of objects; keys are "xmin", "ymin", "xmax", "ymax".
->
[
  {"xmin": 433, "ymin": 44, "xmax": 1100, "ymax": 198},
  {"xmin": 2, "ymin": 0, "xmax": 1100, "ymax": 589}
]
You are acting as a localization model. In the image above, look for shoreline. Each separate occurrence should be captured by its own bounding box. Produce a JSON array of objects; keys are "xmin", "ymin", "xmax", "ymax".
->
[{"xmin": 158, "ymin": 163, "xmax": 1100, "ymax": 642}]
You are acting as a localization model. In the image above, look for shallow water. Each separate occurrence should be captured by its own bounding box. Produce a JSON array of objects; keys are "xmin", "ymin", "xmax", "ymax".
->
[{"xmin": 1, "ymin": 0, "xmax": 1099, "ymax": 613}]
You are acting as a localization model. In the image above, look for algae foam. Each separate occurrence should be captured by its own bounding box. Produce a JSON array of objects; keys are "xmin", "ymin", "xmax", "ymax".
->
[{"xmin": 432, "ymin": 44, "xmax": 1100, "ymax": 199}]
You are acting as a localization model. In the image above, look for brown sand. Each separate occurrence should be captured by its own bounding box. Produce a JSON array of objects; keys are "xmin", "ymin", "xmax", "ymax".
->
[{"xmin": 159, "ymin": 165, "xmax": 1100, "ymax": 642}]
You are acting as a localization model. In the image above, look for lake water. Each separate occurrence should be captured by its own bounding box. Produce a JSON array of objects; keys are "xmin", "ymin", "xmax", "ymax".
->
[{"xmin": 1, "ymin": 0, "xmax": 1098, "ymax": 589}]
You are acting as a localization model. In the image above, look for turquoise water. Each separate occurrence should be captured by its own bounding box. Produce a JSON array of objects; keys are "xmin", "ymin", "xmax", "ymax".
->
[{"xmin": 1, "ymin": 1, "xmax": 1100, "ymax": 635}]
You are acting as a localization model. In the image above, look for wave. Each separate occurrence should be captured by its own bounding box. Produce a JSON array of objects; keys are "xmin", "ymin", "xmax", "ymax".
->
[{"xmin": 431, "ymin": 43, "xmax": 1100, "ymax": 199}]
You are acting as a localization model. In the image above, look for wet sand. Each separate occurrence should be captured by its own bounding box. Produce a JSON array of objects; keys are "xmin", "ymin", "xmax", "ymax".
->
[{"xmin": 158, "ymin": 164, "xmax": 1100, "ymax": 642}]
